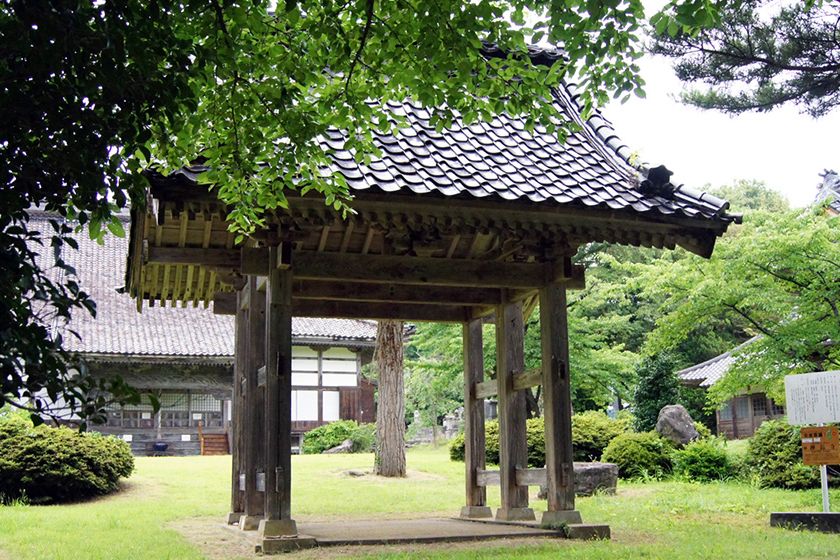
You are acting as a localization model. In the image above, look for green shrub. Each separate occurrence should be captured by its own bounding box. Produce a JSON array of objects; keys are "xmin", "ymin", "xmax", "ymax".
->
[
  {"xmin": 672, "ymin": 438, "xmax": 732, "ymax": 482},
  {"xmin": 350, "ymin": 422, "xmax": 376, "ymax": 453},
  {"xmin": 694, "ymin": 421, "xmax": 713, "ymax": 440},
  {"xmin": 449, "ymin": 412, "xmax": 630, "ymax": 466},
  {"xmin": 301, "ymin": 420, "xmax": 375, "ymax": 454},
  {"xmin": 572, "ymin": 411, "xmax": 632, "ymax": 461},
  {"xmin": 601, "ymin": 432, "xmax": 673, "ymax": 479},
  {"xmin": 744, "ymin": 420, "xmax": 819, "ymax": 489},
  {"xmin": 449, "ymin": 420, "xmax": 500, "ymax": 464},
  {"xmin": 0, "ymin": 418, "xmax": 134, "ymax": 504}
]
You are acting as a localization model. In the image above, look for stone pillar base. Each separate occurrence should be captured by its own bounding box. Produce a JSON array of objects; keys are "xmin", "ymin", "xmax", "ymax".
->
[
  {"xmin": 259, "ymin": 518, "xmax": 298, "ymax": 538},
  {"xmin": 226, "ymin": 511, "xmax": 243, "ymax": 525},
  {"xmin": 541, "ymin": 509, "xmax": 582, "ymax": 527},
  {"xmin": 239, "ymin": 515, "xmax": 262, "ymax": 531},
  {"xmin": 495, "ymin": 507, "xmax": 536, "ymax": 521},
  {"xmin": 460, "ymin": 505, "xmax": 493, "ymax": 519}
]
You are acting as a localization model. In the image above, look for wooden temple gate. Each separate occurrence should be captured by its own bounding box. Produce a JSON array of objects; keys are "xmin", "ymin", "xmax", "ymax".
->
[{"xmin": 126, "ymin": 82, "xmax": 737, "ymax": 546}]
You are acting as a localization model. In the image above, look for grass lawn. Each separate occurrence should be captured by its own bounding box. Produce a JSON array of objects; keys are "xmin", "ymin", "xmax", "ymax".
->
[{"xmin": 0, "ymin": 445, "xmax": 837, "ymax": 559}]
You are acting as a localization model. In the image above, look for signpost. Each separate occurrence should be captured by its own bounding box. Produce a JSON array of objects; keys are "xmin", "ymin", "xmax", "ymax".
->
[{"xmin": 784, "ymin": 371, "xmax": 840, "ymax": 514}]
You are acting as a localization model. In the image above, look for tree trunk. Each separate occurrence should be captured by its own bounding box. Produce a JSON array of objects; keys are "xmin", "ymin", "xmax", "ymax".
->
[{"xmin": 374, "ymin": 320, "xmax": 406, "ymax": 477}]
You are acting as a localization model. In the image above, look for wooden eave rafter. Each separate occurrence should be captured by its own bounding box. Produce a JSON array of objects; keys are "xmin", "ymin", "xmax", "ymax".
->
[{"xmin": 129, "ymin": 182, "xmax": 731, "ymax": 319}]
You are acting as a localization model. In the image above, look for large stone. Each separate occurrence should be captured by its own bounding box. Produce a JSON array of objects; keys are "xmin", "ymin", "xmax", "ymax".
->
[
  {"xmin": 538, "ymin": 462, "xmax": 618, "ymax": 499},
  {"xmin": 655, "ymin": 404, "xmax": 699, "ymax": 446},
  {"xmin": 323, "ymin": 438, "xmax": 354, "ymax": 454}
]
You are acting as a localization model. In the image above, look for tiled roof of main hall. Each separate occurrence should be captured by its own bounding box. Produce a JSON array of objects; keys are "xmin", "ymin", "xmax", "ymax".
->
[
  {"xmin": 159, "ymin": 81, "xmax": 737, "ymax": 226},
  {"xmin": 29, "ymin": 212, "xmax": 377, "ymax": 360}
]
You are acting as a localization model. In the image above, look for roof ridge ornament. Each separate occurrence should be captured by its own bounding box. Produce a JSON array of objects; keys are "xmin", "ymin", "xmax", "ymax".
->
[{"xmin": 638, "ymin": 165, "xmax": 675, "ymax": 198}]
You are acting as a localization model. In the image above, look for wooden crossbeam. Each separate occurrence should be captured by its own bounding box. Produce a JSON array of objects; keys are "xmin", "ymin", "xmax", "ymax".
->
[
  {"xmin": 148, "ymin": 247, "xmax": 581, "ymax": 289},
  {"xmin": 294, "ymin": 252, "xmax": 555, "ymax": 288},
  {"xmin": 292, "ymin": 280, "xmax": 504, "ymax": 306},
  {"xmin": 476, "ymin": 468, "xmax": 547, "ymax": 487},
  {"xmin": 473, "ymin": 370, "xmax": 543, "ymax": 399},
  {"xmin": 291, "ymin": 300, "xmax": 469, "ymax": 322}
]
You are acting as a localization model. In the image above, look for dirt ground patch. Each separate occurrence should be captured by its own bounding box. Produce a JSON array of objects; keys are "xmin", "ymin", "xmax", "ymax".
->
[
  {"xmin": 170, "ymin": 518, "xmax": 258, "ymax": 560},
  {"xmin": 170, "ymin": 517, "xmax": 576, "ymax": 559},
  {"xmin": 330, "ymin": 468, "xmax": 444, "ymax": 482}
]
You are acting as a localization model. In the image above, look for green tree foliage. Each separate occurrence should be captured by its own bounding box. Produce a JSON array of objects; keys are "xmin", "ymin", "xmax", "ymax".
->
[
  {"xmin": 633, "ymin": 353, "xmax": 679, "ymax": 431},
  {"xmin": 709, "ymin": 180, "xmax": 790, "ymax": 214},
  {"xmin": 641, "ymin": 207, "xmax": 840, "ymax": 405},
  {"xmin": 652, "ymin": 0, "xmax": 840, "ymax": 116}
]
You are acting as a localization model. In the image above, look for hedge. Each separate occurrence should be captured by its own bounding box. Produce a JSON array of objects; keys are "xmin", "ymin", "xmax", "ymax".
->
[{"xmin": 449, "ymin": 411, "xmax": 631, "ymax": 466}]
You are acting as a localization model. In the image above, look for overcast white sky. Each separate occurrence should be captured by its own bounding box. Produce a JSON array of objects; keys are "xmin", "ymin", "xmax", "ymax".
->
[{"xmin": 603, "ymin": 55, "xmax": 840, "ymax": 208}]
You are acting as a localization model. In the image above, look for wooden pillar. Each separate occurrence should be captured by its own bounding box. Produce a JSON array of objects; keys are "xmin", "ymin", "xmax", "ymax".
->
[
  {"xmin": 540, "ymin": 282, "xmax": 581, "ymax": 526},
  {"xmin": 226, "ymin": 286, "xmax": 247, "ymax": 524},
  {"xmin": 460, "ymin": 318, "xmax": 492, "ymax": 519},
  {"xmin": 259, "ymin": 246, "xmax": 297, "ymax": 537},
  {"xmin": 495, "ymin": 301, "xmax": 535, "ymax": 521},
  {"xmin": 239, "ymin": 276, "xmax": 265, "ymax": 530}
]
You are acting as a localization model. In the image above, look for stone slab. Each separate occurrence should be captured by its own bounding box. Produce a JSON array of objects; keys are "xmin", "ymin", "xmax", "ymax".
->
[
  {"xmin": 541, "ymin": 509, "xmax": 582, "ymax": 527},
  {"xmin": 770, "ymin": 512, "xmax": 840, "ymax": 533},
  {"xmin": 258, "ymin": 536, "xmax": 318, "ymax": 554},
  {"xmin": 495, "ymin": 507, "xmax": 536, "ymax": 521},
  {"xmin": 302, "ymin": 518, "xmax": 562, "ymax": 546},
  {"xmin": 460, "ymin": 505, "xmax": 493, "ymax": 519}
]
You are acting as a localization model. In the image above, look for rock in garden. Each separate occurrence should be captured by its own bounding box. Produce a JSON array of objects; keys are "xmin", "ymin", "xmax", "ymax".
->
[
  {"xmin": 538, "ymin": 462, "xmax": 618, "ymax": 499},
  {"xmin": 323, "ymin": 439, "xmax": 354, "ymax": 454},
  {"xmin": 655, "ymin": 404, "xmax": 699, "ymax": 446}
]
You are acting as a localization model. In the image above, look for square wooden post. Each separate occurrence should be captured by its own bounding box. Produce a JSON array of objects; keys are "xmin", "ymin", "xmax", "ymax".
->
[
  {"xmin": 539, "ymin": 282, "xmax": 581, "ymax": 526},
  {"xmin": 495, "ymin": 301, "xmax": 535, "ymax": 521},
  {"xmin": 240, "ymin": 276, "xmax": 266, "ymax": 530},
  {"xmin": 460, "ymin": 318, "xmax": 492, "ymax": 519},
  {"xmin": 226, "ymin": 286, "xmax": 247, "ymax": 524},
  {"xmin": 259, "ymin": 246, "xmax": 297, "ymax": 537}
]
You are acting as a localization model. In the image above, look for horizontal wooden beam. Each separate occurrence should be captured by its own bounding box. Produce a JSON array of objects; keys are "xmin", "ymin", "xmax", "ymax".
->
[
  {"xmin": 291, "ymin": 300, "xmax": 469, "ymax": 322},
  {"xmin": 514, "ymin": 370, "xmax": 543, "ymax": 392},
  {"xmin": 472, "ymin": 370, "xmax": 543, "ymax": 399},
  {"xmin": 212, "ymin": 292, "xmax": 236, "ymax": 315},
  {"xmin": 149, "ymin": 247, "xmax": 582, "ymax": 290},
  {"xmin": 293, "ymin": 252, "xmax": 561, "ymax": 289},
  {"xmin": 475, "ymin": 380, "xmax": 498, "ymax": 400},
  {"xmin": 476, "ymin": 468, "xmax": 547, "ymax": 487},
  {"xmin": 292, "ymin": 280, "xmax": 504, "ymax": 306}
]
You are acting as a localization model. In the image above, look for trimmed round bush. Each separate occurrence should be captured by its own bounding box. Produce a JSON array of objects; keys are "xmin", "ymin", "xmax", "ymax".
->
[
  {"xmin": 572, "ymin": 411, "xmax": 633, "ymax": 461},
  {"xmin": 302, "ymin": 420, "xmax": 376, "ymax": 454},
  {"xmin": 672, "ymin": 438, "xmax": 732, "ymax": 482},
  {"xmin": 601, "ymin": 432, "xmax": 673, "ymax": 479},
  {"xmin": 449, "ymin": 419, "xmax": 500, "ymax": 464},
  {"xmin": 744, "ymin": 419, "xmax": 819, "ymax": 489},
  {"xmin": 0, "ymin": 416, "xmax": 134, "ymax": 504}
]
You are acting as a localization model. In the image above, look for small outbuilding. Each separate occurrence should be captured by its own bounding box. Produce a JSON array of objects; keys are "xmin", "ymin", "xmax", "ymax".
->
[{"xmin": 677, "ymin": 337, "xmax": 785, "ymax": 439}]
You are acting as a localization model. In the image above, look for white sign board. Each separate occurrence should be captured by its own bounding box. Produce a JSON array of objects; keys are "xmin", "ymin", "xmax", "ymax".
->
[{"xmin": 784, "ymin": 371, "xmax": 840, "ymax": 426}]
